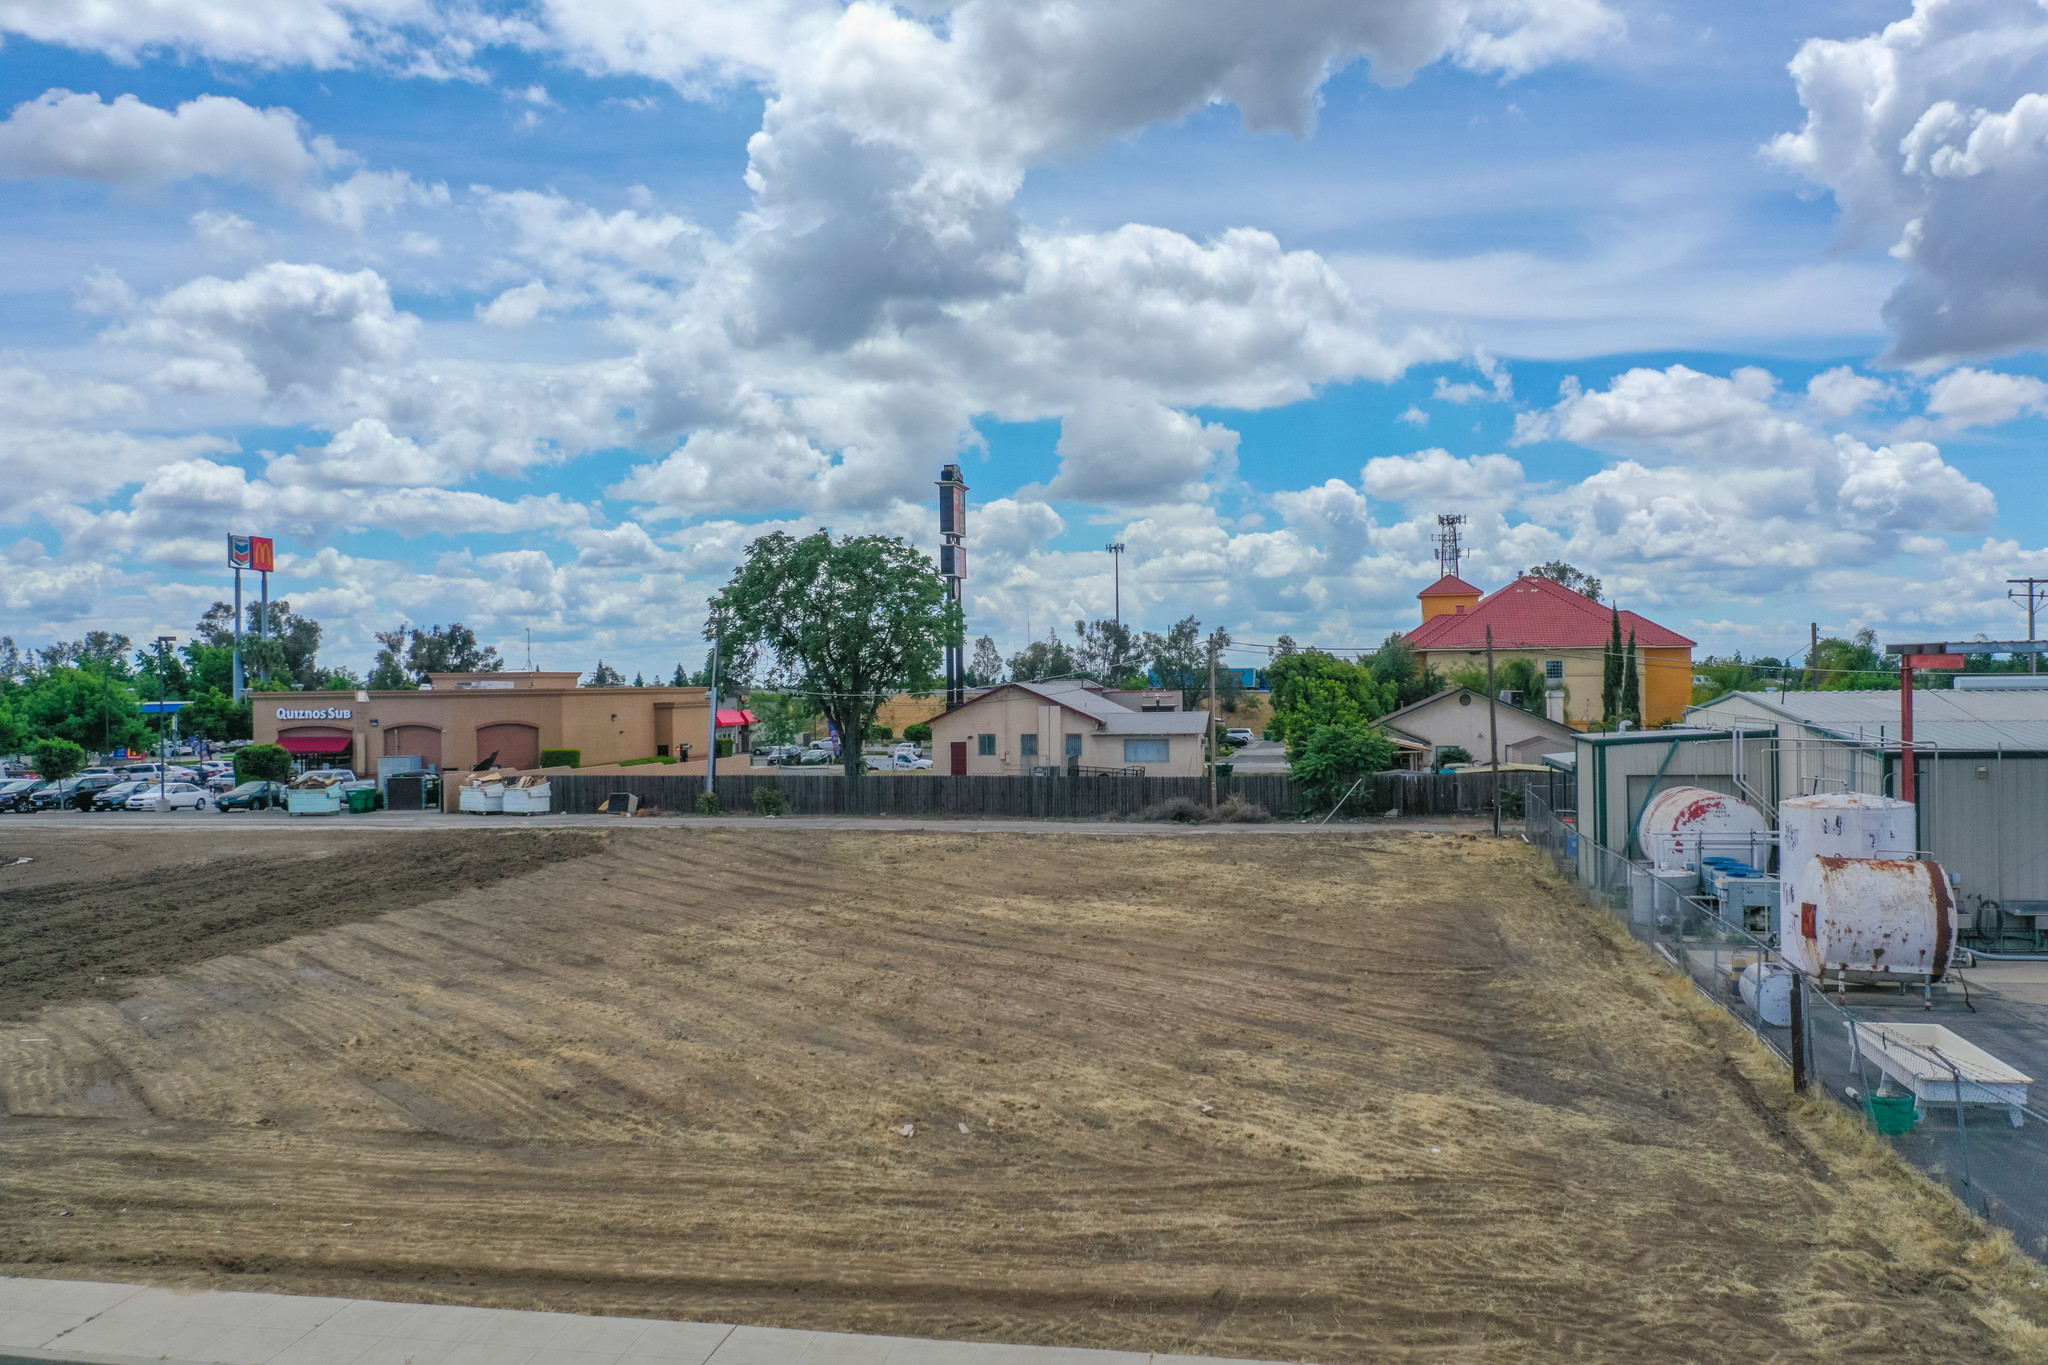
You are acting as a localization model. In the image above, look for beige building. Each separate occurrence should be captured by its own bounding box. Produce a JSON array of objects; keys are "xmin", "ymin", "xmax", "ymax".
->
[
  {"xmin": 1379, "ymin": 687, "xmax": 1579, "ymax": 770},
  {"xmin": 253, "ymin": 672, "xmax": 726, "ymax": 776},
  {"xmin": 927, "ymin": 679, "xmax": 1209, "ymax": 776}
]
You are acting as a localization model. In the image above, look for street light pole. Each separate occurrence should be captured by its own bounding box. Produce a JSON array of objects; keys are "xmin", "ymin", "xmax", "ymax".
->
[
  {"xmin": 706, "ymin": 613, "xmax": 721, "ymax": 799},
  {"xmin": 1486, "ymin": 625, "xmax": 1501, "ymax": 838},
  {"xmin": 1207, "ymin": 634, "xmax": 1218, "ymax": 811},
  {"xmin": 1106, "ymin": 542, "xmax": 1125, "ymax": 681},
  {"xmin": 2010, "ymin": 578, "xmax": 2047, "ymax": 676},
  {"xmin": 155, "ymin": 635, "xmax": 174, "ymax": 804}
]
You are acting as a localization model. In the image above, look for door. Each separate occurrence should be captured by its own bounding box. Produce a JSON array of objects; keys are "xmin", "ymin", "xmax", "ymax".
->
[
  {"xmin": 950, "ymin": 741, "xmax": 968, "ymax": 775},
  {"xmin": 383, "ymin": 724, "xmax": 443, "ymax": 769},
  {"xmin": 475, "ymin": 722, "xmax": 540, "ymax": 772}
]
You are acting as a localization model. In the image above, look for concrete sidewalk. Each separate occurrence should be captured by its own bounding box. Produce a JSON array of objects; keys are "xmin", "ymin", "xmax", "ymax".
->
[{"xmin": 0, "ymin": 1279, "xmax": 1282, "ymax": 1365}]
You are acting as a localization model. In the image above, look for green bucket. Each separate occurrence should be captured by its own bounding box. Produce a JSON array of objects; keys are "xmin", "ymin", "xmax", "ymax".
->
[{"xmin": 1865, "ymin": 1092, "xmax": 1918, "ymax": 1136}]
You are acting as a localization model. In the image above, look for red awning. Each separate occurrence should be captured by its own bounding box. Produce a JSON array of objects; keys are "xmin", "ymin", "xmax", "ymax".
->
[
  {"xmin": 278, "ymin": 734, "xmax": 353, "ymax": 755},
  {"xmin": 716, "ymin": 709, "xmax": 755, "ymax": 726}
]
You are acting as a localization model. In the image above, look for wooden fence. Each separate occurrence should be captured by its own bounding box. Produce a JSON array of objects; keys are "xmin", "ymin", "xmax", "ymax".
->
[{"xmin": 545, "ymin": 767, "xmax": 1573, "ymax": 821}]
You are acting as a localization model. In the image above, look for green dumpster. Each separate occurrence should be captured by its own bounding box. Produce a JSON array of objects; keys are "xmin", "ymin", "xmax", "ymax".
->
[
  {"xmin": 1865, "ymin": 1092, "xmax": 1917, "ymax": 1135},
  {"xmin": 346, "ymin": 787, "xmax": 377, "ymax": 814}
]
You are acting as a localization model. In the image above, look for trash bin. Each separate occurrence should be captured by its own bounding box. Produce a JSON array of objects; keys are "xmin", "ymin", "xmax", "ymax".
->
[
  {"xmin": 1865, "ymin": 1092, "xmax": 1918, "ymax": 1135},
  {"xmin": 346, "ymin": 787, "xmax": 377, "ymax": 814}
]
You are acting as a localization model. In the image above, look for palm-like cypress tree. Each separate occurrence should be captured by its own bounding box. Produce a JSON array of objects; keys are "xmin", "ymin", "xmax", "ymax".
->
[
  {"xmin": 1601, "ymin": 605, "xmax": 1623, "ymax": 727},
  {"xmin": 1622, "ymin": 628, "xmax": 1641, "ymax": 726}
]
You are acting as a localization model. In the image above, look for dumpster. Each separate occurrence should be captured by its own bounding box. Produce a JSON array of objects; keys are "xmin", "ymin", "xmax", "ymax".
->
[
  {"xmin": 346, "ymin": 787, "xmax": 377, "ymax": 814},
  {"xmin": 288, "ymin": 786, "xmax": 343, "ymax": 816}
]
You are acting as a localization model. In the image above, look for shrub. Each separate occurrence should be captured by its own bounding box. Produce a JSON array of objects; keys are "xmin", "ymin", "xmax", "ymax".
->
[
  {"xmin": 1290, "ymin": 723, "xmax": 1394, "ymax": 816},
  {"xmin": 1435, "ymin": 745, "xmax": 1473, "ymax": 770},
  {"xmin": 752, "ymin": 785, "xmax": 786, "ymax": 816},
  {"xmin": 1213, "ymin": 795, "xmax": 1272, "ymax": 823},
  {"xmin": 903, "ymin": 722, "xmax": 932, "ymax": 745},
  {"xmin": 1134, "ymin": 795, "xmax": 1209, "ymax": 823},
  {"xmin": 31, "ymin": 737, "xmax": 87, "ymax": 783},
  {"xmin": 618, "ymin": 755, "xmax": 678, "ymax": 766},
  {"xmin": 236, "ymin": 743, "xmax": 293, "ymax": 785},
  {"xmin": 696, "ymin": 791, "xmax": 722, "ymax": 816},
  {"xmin": 866, "ymin": 724, "xmax": 893, "ymax": 743},
  {"xmin": 541, "ymin": 748, "xmax": 581, "ymax": 769}
]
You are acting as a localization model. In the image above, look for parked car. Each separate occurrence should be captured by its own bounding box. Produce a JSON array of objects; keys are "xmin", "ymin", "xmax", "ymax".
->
[
  {"xmin": 92, "ymin": 780, "xmax": 157, "ymax": 811},
  {"xmin": 798, "ymin": 746, "xmax": 833, "ymax": 765},
  {"xmin": 119, "ymin": 762, "xmax": 198, "ymax": 783},
  {"xmin": 299, "ymin": 767, "xmax": 374, "ymax": 792},
  {"xmin": 891, "ymin": 751, "xmax": 934, "ymax": 770},
  {"xmin": 215, "ymin": 780, "xmax": 289, "ymax": 812},
  {"xmin": 758, "ymin": 744, "xmax": 804, "ymax": 766},
  {"xmin": 30, "ymin": 774, "xmax": 124, "ymax": 811},
  {"xmin": 125, "ymin": 782, "xmax": 210, "ymax": 811},
  {"xmin": 0, "ymin": 777, "xmax": 46, "ymax": 811},
  {"xmin": 1224, "ymin": 728, "xmax": 1255, "ymax": 747}
]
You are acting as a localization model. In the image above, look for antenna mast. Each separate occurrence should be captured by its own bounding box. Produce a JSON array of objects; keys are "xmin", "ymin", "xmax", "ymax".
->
[{"xmin": 1433, "ymin": 513, "xmax": 1468, "ymax": 580}]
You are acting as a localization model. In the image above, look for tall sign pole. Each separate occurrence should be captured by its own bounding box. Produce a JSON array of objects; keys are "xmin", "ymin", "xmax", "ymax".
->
[
  {"xmin": 1106, "ymin": 541, "xmax": 1125, "ymax": 682},
  {"xmin": 228, "ymin": 535, "xmax": 252, "ymax": 700},
  {"xmin": 706, "ymin": 613, "xmax": 721, "ymax": 797},
  {"xmin": 251, "ymin": 536, "xmax": 275, "ymax": 683},
  {"xmin": 937, "ymin": 464, "xmax": 969, "ymax": 708}
]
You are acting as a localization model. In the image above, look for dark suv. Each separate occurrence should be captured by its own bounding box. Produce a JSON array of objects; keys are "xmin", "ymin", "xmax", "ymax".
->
[{"xmin": 29, "ymin": 773, "xmax": 124, "ymax": 811}]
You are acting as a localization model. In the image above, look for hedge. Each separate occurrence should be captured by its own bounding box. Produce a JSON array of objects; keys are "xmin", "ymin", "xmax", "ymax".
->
[{"xmin": 540, "ymin": 748, "xmax": 581, "ymax": 769}]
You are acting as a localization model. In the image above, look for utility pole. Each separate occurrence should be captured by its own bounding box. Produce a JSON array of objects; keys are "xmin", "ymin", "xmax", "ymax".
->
[
  {"xmin": 1809, "ymin": 622, "xmax": 1818, "ymax": 689},
  {"xmin": 1207, "ymin": 633, "xmax": 1219, "ymax": 811},
  {"xmin": 1106, "ymin": 541, "xmax": 1125, "ymax": 681},
  {"xmin": 2010, "ymin": 579, "xmax": 2047, "ymax": 675},
  {"xmin": 1486, "ymin": 625, "xmax": 1501, "ymax": 838},
  {"xmin": 155, "ymin": 636, "xmax": 174, "ymax": 804},
  {"xmin": 706, "ymin": 613, "xmax": 721, "ymax": 798}
]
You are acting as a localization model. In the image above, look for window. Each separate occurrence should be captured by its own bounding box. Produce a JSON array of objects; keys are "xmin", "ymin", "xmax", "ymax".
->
[
  {"xmin": 1123, "ymin": 739, "xmax": 1170, "ymax": 763},
  {"xmin": 1065, "ymin": 733, "xmax": 1083, "ymax": 758},
  {"xmin": 1545, "ymin": 660, "xmax": 1564, "ymax": 681},
  {"xmin": 977, "ymin": 734, "xmax": 996, "ymax": 756},
  {"xmin": 1020, "ymin": 733, "xmax": 1038, "ymax": 758}
]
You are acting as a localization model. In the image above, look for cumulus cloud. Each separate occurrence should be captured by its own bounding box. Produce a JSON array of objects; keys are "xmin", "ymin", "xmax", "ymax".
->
[
  {"xmin": 1921, "ymin": 366, "xmax": 2048, "ymax": 429},
  {"xmin": 1768, "ymin": 0, "xmax": 2048, "ymax": 360},
  {"xmin": 1046, "ymin": 399, "xmax": 1240, "ymax": 505},
  {"xmin": 1362, "ymin": 449, "xmax": 1527, "ymax": 505},
  {"xmin": 1805, "ymin": 365, "xmax": 1894, "ymax": 420}
]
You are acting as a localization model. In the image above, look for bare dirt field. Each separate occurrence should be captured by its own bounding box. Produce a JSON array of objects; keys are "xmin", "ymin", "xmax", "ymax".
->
[{"xmin": 3, "ymin": 826, "xmax": 2045, "ymax": 1363}]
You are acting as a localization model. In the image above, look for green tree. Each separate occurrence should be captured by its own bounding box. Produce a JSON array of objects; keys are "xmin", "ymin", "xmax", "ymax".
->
[
  {"xmin": 1072, "ymin": 619, "xmax": 1140, "ymax": 684},
  {"xmin": 1289, "ymin": 724, "xmax": 1395, "ymax": 814},
  {"xmin": 243, "ymin": 599, "xmax": 323, "ymax": 687},
  {"xmin": 368, "ymin": 628, "xmax": 415, "ymax": 689},
  {"xmin": 588, "ymin": 660, "xmax": 626, "ymax": 686},
  {"xmin": 180, "ymin": 688, "xmax": 253, "ymax": 742},
  {"xmin": 1601, "ymin": 606, "xmax": 1623, "ymax": 726},
  {"xmin": 1811, "ymin": 628, "xmax": 1897, "ymax": 690},
  {"xmin": 13, "ymin": 667, "xmax": 146, "ymax": 754},
  {"xmin": 1268, "ymin": 649, "xmax": 1396, "ymax": 749},
  {"xmin": 904, "ymin": 721, "xmax": 933, "ymax": 745},
  {"xmin": 1435, "ymin": 744, "xmax": 1474, "ymax": 769},
  {"xmin": 1621, "ymin": 629, "xmax": 1642, "ymax": 724},
  {"xmin": 1008, "ymin": 629, "xmax": 1079, "ymax": 683},
  {"xmin": 406, "ymin": 623, "xmax": 503, "ymax": 678},
  {"xmin": 182, "ymin": 643, "xmax": 236, "ymax": 695},
  {"xmin": 1368, "ymin": 632, "xmax": 1444, "ymax": 709},
  {"xmin": 671, "ymin": 663, "xmax": 689, "ymax": 686},
  {"xmin": 750, "ymin": 691, "xmax": 822, "ymax": 746},
  {"xmin": 32, "ymin": 737, "xmax": 87, "ymax": 782},
  {"xmin": 236, "ymin": 743, "xmax": 293, "ymax": 784},
  {"xmin": 1525, "ymin": 561, "xmax": 1603, "ymax": 599},
  {"xmin": 1142, "ymin": 615, "xmax": 1207, "ymax": 708},
  {"xmin": 966, "ymin": 635, "xmax": 1004, "ymax": 687},
  {"xmin": 40, "ymin": 632, "xmax": 134, "ymax": 675},
  {"xmin": 713, "ymin": 530, "xmax": 957, "ymax": 778}
]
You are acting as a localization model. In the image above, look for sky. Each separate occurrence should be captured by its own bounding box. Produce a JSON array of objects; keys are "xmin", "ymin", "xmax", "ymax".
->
[{"xmin": 4, "ymin": 0, "xmax": 2048, "ymax": 681}]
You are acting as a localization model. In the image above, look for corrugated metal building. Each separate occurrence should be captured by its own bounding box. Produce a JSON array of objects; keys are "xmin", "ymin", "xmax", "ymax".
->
[
  {"xmin": 1571, "ymin": 728, "xmax": 1777, "ymax": 856},
  {"xmin": 1678, "ymin": 690, "xmax": 2048, "ymax": 929}
]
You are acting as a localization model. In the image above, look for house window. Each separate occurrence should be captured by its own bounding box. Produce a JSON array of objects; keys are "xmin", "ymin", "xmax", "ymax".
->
[
  {"xmin": 977, "ymin": 734, "xmax": 995, "ymax": 756},
  {"xmin": 1020, "ymin": 733, "xmax": 1038, "ymax": 758},
  {"xmin": 1124, "ymin": 739, "xmax": 1169, "ymax": 763},
  {"xmin": 1065, "ymin": 733, "xmax": 1083, "ymax": 758},
  {"xmin": 1545, "ymin": 660, "xmax": 1564, "ymax": 681}
]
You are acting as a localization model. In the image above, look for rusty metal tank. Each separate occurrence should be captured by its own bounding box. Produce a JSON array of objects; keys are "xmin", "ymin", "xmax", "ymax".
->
[
  {"xmin": 1778, "ymin": 793, "xmax": 1915, "ymax": 939},
  {"xmin": 1637, "ymin": 785, "xmax": 1769, "ymax": 869},
  {"xmin": 1783, "ymin": 855, "xmax": 1956, "ymax": 982}
]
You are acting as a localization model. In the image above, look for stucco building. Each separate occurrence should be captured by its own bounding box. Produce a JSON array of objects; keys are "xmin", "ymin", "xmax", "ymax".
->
[
  {"xmin": 1400, "ymin": 575, "xmax": 1696, "ymax": 729},
  {"xmin": 927, "ymin": 679, "xmax": 1208, "ymax": 776},
  {"xmin": 253, "ymin": 672, "xmax": 723, "ymax": 776},
  {"xmin": 1379, "ymin": 686, "xmax": 1580, "ymax": 769}
]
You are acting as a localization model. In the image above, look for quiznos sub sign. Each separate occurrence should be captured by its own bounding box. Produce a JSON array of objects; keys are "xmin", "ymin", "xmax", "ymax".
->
[{"xmin": 276, "ymin": 707, "xmax": 353, "ymax": 720}]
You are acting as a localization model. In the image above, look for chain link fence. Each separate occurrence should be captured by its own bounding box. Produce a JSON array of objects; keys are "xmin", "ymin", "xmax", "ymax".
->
[{"xmin": 1527, "ymin": 790, "xmax": 2048, "ymax": 1255}]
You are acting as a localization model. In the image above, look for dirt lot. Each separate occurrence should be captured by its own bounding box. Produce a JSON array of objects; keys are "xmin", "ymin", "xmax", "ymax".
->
[{"xmin": 3, "ymin": 826, "xmax": 2045, "ymax": 1363}]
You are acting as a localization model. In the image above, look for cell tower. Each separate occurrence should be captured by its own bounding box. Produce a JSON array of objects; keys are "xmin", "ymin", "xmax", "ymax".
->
[
  {"xmin": 937, "ymin": 463, "xmax": 969, "ymax": 708},
  {"xmin": 1433, "ymin": 513, "xmax": 1467, "ymax": 579}
]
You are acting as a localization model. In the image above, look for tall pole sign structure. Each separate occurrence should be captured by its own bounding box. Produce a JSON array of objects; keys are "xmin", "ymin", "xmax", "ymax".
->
[
  {"xmin": 937, "ymin": 464, "xmax": 969, "ymax": 709},
  {"xmin": 1105, "ymin": 541, "xmax": 1125, "ymax": 682},
  {"xmin": 228, "ymin": 535, "xmax": 276, "ymax": 696},
  {"xmin": 2011, "ymin": 578, "xmax": 2048, "ymax": 675}
]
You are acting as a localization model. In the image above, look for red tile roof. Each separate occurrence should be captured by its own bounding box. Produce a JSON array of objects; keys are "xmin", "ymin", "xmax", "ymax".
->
[
  {"xmin": 1417, "ymin": 574, "xmax": 1482, "ymax": 598},
  {"xmin": 1401, "ymin": 575, "xmax": 1696, "ymax": 650}
]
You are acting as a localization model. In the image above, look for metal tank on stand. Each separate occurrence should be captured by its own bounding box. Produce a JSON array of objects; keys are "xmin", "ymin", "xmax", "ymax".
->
[{"xmin": 1778, "ymin": 793, "xmax": 1914, "ymax": 935}]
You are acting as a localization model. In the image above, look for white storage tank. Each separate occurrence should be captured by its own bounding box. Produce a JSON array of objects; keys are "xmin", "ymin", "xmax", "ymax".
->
[
  {"xmin": 1778, "ymin": 793, "xmax": 1914, "ymax": 927},
  {"xmin": 1738, "ymin": 961, "xmax": 1795, "ymax": 1027},
  {"xmin": 1783, "ymin": 855, "xmax": 1957, "ymax": 982},
  {"xmin": 1637, "ymin": 785, "xmax": 1769, "ymax": 869}
]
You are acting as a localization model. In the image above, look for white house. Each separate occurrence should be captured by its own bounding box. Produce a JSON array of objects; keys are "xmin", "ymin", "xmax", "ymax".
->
[{"xmin": 1379, "ymin": 687, "xmax": 1579, "ymax": 770}]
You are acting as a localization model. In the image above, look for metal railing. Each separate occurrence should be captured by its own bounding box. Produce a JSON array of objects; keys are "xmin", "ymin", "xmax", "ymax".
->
[{"xmin": 1527, "ymin": 788, "xmax": 2048, "ymax": 1254}]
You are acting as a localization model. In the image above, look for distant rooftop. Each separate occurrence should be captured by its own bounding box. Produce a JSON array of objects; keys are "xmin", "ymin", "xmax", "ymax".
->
[
  {"xmin": 1691, "ymin": 689, "xmax": 2048, "ymax": 752},
  {"xmin": 1404, "ymin": 575, "xmax": 1695, "ymax": 651}
]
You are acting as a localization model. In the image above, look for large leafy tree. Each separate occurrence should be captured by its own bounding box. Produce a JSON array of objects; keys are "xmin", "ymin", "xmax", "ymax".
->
[
  {"xmin": 181, "ymin": 689, "xmax": 252, "ymax": 742},
  {"xmin": 1071, "ymin": 619, "xmax": 1140, "ymax": 685},
  {"xmin": 713, "ymin": 530, "xmax": 957, "ymax": 777},
  {"xmin": 371, "ymin": 623, "xmax": 503, "ymax": 685},
  {"xmin": 1142, "ymin": 615, "xmax": 1207, "ymax": 708},
  {"xmin": 1524, "ymin": 560, "xmax": 1603, "ymax": 599},
  {"xmin": 588, "ymin": 660, "xmax": 626, "ymax": 686},
  {"xmin": 1008, "ymin": 629, "xmax": 1079, "ymax": 683},
  {"xmin": 1368, "ymin": 632, "xmax": 1444, "ymax": 709},
  {"xmin": 1291, "ymin": 725, "xmax": 1396, "ymax": 815},
  {"xmin": 1268, "ymin": 648, "xmax": 1396, "ymax": 749},
  {"xmin": 13, "ymin": 667, "xmax": 146, "ymax": 753},
  {"xmin": 966, "ymin": 635, "xmax": 1004, "ymax": 687}
]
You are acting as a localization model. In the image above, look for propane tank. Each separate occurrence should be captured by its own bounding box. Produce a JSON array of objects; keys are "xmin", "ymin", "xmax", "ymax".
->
[
  {"xmin": 1637, "ymin": 785, "xmax": 1769, "ymax": 869},
  {"xmin": 1778, "ymin": 793, "xmax": 1914, "ymax": 932},
  {"xmin": 1783, "ymin": 855, "xmax": 1956, "ymax": 983}
]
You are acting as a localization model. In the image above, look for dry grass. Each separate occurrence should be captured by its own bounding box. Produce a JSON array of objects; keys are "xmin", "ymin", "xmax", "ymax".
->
[{"xmin": 1, "ymin": 827, "xmax": 2044, "ymax": 1362}]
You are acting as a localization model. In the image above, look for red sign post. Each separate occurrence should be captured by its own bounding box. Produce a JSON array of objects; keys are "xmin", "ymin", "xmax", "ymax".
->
[{"xmin": 1896, "ymin": 651, "xmax": 1965, "ymax": 805}]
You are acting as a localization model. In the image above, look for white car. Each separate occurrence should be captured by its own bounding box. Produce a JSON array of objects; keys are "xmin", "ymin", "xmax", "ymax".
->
[
  {"xmin": 125, "ymin": 781, "xmax": 210, "ymax": 811},
  {"xmin": 1225, "ymin": 728, "xmax": 1255, "ymax": 747},
  {"xmin": 891, "ymin": 751, "xmax": 934, "ymax": 770}
]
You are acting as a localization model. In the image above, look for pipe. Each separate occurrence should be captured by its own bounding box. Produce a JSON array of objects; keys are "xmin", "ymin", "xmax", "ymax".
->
[{"xmin": 1959, "ymin": 948, "xmax": 2048, "ymax": 961}]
